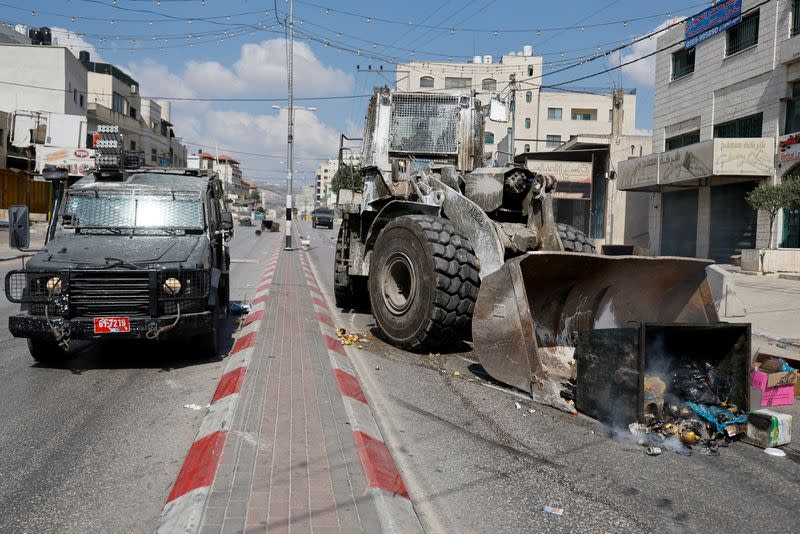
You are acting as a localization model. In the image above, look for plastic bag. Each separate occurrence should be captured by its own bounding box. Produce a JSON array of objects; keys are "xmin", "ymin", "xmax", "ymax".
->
[{"xmin": 686, "ymin": 402, "xmax": 748, "ymax": 435}]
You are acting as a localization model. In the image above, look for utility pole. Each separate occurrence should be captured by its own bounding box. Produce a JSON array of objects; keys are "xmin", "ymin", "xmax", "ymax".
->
[{"xmin": 284, "ymin": 0, "xmax": 295, "ymax": 250}]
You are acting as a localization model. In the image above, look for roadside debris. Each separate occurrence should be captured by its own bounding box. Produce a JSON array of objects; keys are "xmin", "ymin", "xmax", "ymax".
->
[
  {"xmin": 645, "ymin": 446, "xmax": 662, "ymax": 456},
  {"xmin": 231, "ymin": 302, "xmax": 251, "ymax": 315},
  {"xmin": 335, "ymin": 328, "xmax": 368, "ymax": 346},
  {"xmin": 182, "ymin": 403, "xmax": 206, "ymax": 410},
  {"xmin": 743, "ymin": 409, "xmax": 792, "ymax": 448},
  {"xmin": 541, "ymin": 505, "xmax": 564, "ymax": 516},
  {"xmin": 514, "ymin": 402, "xmax": 521, "ymax": 410},
  {"xmin": 764, "ymin": 447, "xmax": 787, "ymax": 457}
]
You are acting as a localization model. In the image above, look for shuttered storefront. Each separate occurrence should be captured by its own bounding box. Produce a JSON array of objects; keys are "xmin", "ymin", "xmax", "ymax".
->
[
  {"xmin": 661, "ymin": 189, "xmax": 698, "ymax": 257},
  {"xmin": 709, "ymin": 181, "xmax": 758, "ymax": 263}
]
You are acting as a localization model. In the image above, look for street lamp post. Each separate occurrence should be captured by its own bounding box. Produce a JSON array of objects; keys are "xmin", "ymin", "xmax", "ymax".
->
[{"xmin": 273, "ymin": 101, "xmax": 316, "ymax": 249}]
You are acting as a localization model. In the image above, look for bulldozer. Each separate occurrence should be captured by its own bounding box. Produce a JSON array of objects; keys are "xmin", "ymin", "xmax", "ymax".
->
[{"xmin": 335, "ymin": 88, "xmax": 721, "ymax": 413}]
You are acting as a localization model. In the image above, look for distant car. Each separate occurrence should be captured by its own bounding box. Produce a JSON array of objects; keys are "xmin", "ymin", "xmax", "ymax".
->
[{"xmin": 311, "ymin": 208, "xmax": 334, "ymax": 229}]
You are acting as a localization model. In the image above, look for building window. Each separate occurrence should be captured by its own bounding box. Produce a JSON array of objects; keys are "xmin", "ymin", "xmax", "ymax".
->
[
  {"xmin": 671, "ymin": 47, "xmax": 695, "ymax": 80},
  {"xmin": 484, "ymin": 132, "xmax": 495, "ymax": 144},
  {"xmin": 130, "ymin": 107, "xmax": 137, "ymax": 119},
  {"xmin": 73, "ymin": 88, "xmax": 77, "ymax": 103},
  {"xmin": 481, "ymin": 78, "xmax": 497, "ymax": 91},
  {"xmin": 130, "ymin": 140, "xmax": 136, "ymax": 151},
  {"xmin": 151, "ymin": 149, "xmax": 157, "ymax": 163},
  {"xmin": 444, "ymin": 77, "xmax": 471, "ymax": 89},
  {"xmin": 785, "ymin": 83, "xmax": 800, "ymax": 134},
  {"xmin": 794, "ymin": 0, "xmax": 800, "ymax": 37},
  {"xmin": 524, "ymin": 117, "xmax": 531, "ymax": 129},
  {"xmin": 546, "ymin": 135, "xmax": 562, "ymax": 147},
  {"xmin": 79, "ymin": 94, "xmax": 84, "ymax": 108},
  {"xmin": 527, "ymin": 65, "xmax": 534, "ymax": 76},
  {"xmin": 112, "ymin": 91, "xmax": 125, "ymax": 113},
  {"xmin": 524, "ymin": 143, "xmax": 530, "ymax": 152},
  {"xmin": 571, "ymin": 108, "xmax": 597, "ymax": 121},
  {"xmin": 547, "ymin": 107, "xmax": 562, "ymax": 120},
  {"xmin": 726, "ymin": 10, "xmax": 759, "ymax": 56},
  {"xmin": 609, "ymin": 109, "xmax": 613, "ymax": 122},
  {"xmin": 507, "ymin": 127, "xmax": 512, "ymax": 136},
  {"xmin": 782, "ymin": 206, "xmax": 800, "ymax": 248},
  {"xmin": 714, "ymin": 112, "xmax": 763, "ymax": 138},
  {"xmin": 420, "ymin": 76, "xmax": 434, "ymax": 88},
  {"xmin": 0, "ymin": 128, "xmax": 4, "ymax": 147},
  {"xmin": 666, "ymin": 130, "xmax": 700, "ymax": 150},
  {"xmin": 525, "ymin": 91, "xmax": 533, "ymax": 103}
]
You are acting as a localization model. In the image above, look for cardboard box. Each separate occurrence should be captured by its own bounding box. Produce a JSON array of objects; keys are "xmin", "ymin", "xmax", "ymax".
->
[
  {"xmin": 750, "ymin": 384, "xmax": 795, "ymax": 408},
  {"xmin": 750, "ymin": 353, "xmax": 797, "ymax": 407},
  {"xmin": 743, "ymin": 409, "xmax": 792, "ymax": 448}
]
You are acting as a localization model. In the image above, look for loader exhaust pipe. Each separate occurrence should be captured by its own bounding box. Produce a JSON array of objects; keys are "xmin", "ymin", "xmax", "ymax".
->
[{"xmin": 471, "ymin": 253, "xmax": 718, "ymax": 412}]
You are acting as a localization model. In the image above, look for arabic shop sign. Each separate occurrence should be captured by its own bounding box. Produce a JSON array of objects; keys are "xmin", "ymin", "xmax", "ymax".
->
[
  {"xmin": 778, "ymin": 132, "xmax": 800, "ymax": 163},
  {"xmin": 685, "ymin": 0, "xmax": 742, "ymax": 49}
]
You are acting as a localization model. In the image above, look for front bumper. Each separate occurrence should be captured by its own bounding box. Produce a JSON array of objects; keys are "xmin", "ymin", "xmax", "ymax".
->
[{"xmin": 9, "ymin": 311, "xmax": 214, "ymax": 341}]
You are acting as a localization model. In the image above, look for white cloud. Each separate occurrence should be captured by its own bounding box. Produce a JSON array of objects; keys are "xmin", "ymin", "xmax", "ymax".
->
[
  {"xmin": 51, "ymin": 27, "xmax": 104, "ymax": 62},
  {"xmin": 609, "ymin": 19, "xmax": 684, "ymax": 87}
]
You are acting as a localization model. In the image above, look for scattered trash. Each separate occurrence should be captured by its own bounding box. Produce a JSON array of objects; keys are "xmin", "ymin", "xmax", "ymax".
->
[
  {"xmin": 764, "ymin": 447, "xmax": 787, "ymax": 457},
  {"xmin": 230, "ymin": 302, "xmax": 251, "ymax": 315},
  {"xmin": 335, "ymin": 328, "xmax": 366, "ymax": 346},
  {"xmin": 514, "ymin": 402, "xmax": 522, "ymax": 410},
  {"xmin": 646, "ymin": 446, "xmax": 662, "ymax": 456},
  {"xmin": 541, "ymin": 505, "xmax": 564, "ymax": 516},
  {"xmin": 453, "ymin": 371, "xmax": 461, "ymax": 378},
  {"xmin": 357, "ymin": 345, "xmax": 364, "ymax": 349},
  {"xmin": 528, "ymin": 408, "xmax": 536, "ymax": 414},
  {"xmin": 182, "ymin": 403, "xmax": 204, "ymax": 410},
  {"xmin": 374, "ymin": 364, "xmax": 380, "ymax": 371}
]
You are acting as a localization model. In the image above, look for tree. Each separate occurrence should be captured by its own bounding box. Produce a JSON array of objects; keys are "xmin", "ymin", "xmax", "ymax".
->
[
  {"xmin": 746, "ymin": 180, "xmax": 798, "ymax": 249},
  {"xmin": 331, "ymin": 164, "xmax": 363, "ymax": 193}
]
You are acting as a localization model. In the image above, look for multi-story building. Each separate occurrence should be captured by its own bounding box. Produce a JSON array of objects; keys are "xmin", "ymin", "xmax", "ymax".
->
[
  {"xmin": 618, "ymin": 0, "xmax": 800, "ymax": 272},
  {"xmin": 197, "ymin": 151, "xmax": 246, "ymax": 201},
  {"xmin": 396, "ymin": 46, "xmax": 638, "ymax": 161},
  {"xmin": 314, "ymin": 151, "xmax": 360, "ymax": 208},
  {"xmin": 81, "ymin": 52, "xmax": 187, "ymax": 168}
]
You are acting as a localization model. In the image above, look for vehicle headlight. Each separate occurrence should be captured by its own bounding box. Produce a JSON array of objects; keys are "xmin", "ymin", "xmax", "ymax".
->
[
  {"xmin": 46, "ymin": 276, "xmax": 62, "ymax": 295},
  {"xmin": 163, "ymin": 277, "xmax": 182, "ymax": 295}
]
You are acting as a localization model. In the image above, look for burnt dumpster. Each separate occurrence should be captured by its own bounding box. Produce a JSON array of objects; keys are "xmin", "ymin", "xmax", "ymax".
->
[{"xmin": 574, "ymin": 323, "xmax": 750, "ymax": 429}]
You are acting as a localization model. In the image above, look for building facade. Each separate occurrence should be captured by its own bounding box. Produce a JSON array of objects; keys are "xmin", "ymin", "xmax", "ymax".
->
[
  {"xmin": 196, "ymin": 151, "xmax": 247, "ymax": 202},
  {"xmin": 618, "ymin": 0, "xmax": 800, "ymax": 271},
  {"xmin": 397, "ymin": 47, "xmax": 638, "ymax": 161},
  {"xmin": 314, "ymin": 152, "xmax": 360, "ymax": 208}
]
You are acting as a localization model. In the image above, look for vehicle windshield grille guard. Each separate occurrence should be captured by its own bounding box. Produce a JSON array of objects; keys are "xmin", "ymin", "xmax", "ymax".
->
[
  {"xmin": 63, "ymin": 190, "xmax": 204, "ymax": 230},
  {"xmin": 5, "ymin": 269, "xmax": 210, "ymax": 312}
]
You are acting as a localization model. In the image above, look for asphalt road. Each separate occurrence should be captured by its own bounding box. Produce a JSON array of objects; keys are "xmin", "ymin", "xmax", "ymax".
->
[
  {"xmin": 299, "ymin": 221, "xmax": 800, "ymax": 534},
  {"xmin": 0, "ymin": 227, "xmax": 281, "ymax": 533}
]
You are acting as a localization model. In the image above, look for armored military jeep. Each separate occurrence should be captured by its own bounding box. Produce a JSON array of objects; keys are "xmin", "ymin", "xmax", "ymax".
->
[{"xmin": 5, "ymin": 165, "xmax": 233, "ymax": 362}]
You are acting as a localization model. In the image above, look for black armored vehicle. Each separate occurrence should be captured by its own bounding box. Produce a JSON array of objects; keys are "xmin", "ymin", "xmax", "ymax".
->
[{"xmin": 5, "ymin": 127, "xmax": 233, "ymax": 362}]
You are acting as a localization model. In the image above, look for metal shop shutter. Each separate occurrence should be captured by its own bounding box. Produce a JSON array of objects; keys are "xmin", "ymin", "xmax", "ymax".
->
[
  {"xmin": 709, "ymin": 181, "xmax": 758, "ymax": 263},
  {"xmin": 661, "ymin": 189, "xmax": 698, "ymax": 257}
]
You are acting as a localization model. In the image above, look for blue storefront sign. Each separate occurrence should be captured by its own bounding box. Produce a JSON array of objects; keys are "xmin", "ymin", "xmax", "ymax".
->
[{"xmin": 685, "ymin": 0, "xmax": 742, "ymax": 49}]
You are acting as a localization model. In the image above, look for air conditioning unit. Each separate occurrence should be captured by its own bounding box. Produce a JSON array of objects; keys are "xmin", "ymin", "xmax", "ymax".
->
[{"xmin": 130, "ymin": 85, "xmax": 138, "ymax": 94}]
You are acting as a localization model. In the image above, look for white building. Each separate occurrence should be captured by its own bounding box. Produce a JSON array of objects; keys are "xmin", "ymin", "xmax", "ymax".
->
[
  {"xmin": 618, "ymin": 0, "xmax": 800, "ymax": 272},
  {"xmin": 315, "ymin": 152, "xmax": 360, "ymax": 208},
  {"xmin": 197, "ymin": 151, "xmax": 247, "ymax": 201},
  {"xmin": 397, "ymin": 47, "xmax": 638, "ymax": 161}
]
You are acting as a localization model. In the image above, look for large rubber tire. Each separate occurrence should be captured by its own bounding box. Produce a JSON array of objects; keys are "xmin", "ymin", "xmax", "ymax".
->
[
  {"xmin": 368, "ymin": 215, "xmax": 480, "ymax": 351},
  {"xmin": 556, "ymin": 222, "xmax": 596, "ymax": 253},
  {"xmin": 27, "ymin": 337, "xmax": 67, "ymax": 363}
]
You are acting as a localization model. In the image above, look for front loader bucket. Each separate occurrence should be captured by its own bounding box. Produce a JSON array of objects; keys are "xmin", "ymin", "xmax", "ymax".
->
[{"xmin": 472, "ymin": 253, "xmax": 718, "ymax": 412}]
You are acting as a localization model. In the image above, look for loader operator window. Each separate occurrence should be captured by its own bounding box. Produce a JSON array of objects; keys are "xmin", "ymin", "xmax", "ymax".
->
[{"xmin": 62, "ymin": 191, "xmax": 204, "ymax": 232}]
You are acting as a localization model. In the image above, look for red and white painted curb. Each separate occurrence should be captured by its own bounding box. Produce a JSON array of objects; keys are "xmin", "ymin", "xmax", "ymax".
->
[
  {"xmin": 298, "ymin": 250, "xmax": 424, "ymax": 534},
  {"xmin": 154, "ymin": 247, "xmax": 281, "ymax": 533}
]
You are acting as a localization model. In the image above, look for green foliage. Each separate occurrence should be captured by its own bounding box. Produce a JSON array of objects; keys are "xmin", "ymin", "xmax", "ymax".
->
[
  {"xmin": 746, "ymin": 180, "xmax": 800, "ymax": 248},
  {"xmin": 331, "ymin": 164, "xmax": 363, "ymax": 193}
]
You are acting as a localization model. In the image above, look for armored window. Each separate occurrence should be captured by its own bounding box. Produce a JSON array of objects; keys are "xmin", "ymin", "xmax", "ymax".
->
[
  {"xmin": 526, "ymin": 91, "xmax": 533, "ymax": 103},
  {"xmin": 547, "ymin": 107, "xmax": 562, "ymax": 120},
  {"xmin": 671, "ymin": 47, "xmax": 695, "ymax": 80},
  {"xmin": 524, "ymin": 117, "xmax": 531, "ymax": 129},
  {"xmin": 481, "ymin": 78, "xmax": 497, "ymax": 91},
  {"xmin": 726, "ymin": 11, "xmax": 759, "ymax": 56},
  {"xmin": 420, "ymin": 76, "xmax": 434, "ymax": 88},
  {"xmin": 484, "ymin": 132, "xmax": 495, "ymax": 144}
]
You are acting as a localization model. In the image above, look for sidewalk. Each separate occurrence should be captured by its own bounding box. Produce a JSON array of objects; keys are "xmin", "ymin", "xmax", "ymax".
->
[{"xmin": 198, "ymin": 248, "xmax": 377, "ymax": 533}]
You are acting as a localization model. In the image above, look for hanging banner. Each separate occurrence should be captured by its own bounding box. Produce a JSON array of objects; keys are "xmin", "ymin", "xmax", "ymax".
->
[
  {"xmin": 778, "ymin": 132, "xmax": 800, "ymax": 163},
  {"xmin": 685, "ymin": 0, "xmax": 742, "ymax": 49}
]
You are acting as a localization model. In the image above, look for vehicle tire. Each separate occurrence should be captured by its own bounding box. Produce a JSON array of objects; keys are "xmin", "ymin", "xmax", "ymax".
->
[
  {"xmin": 556, "ymin": 222, "xmax": 596, "ymax": 253},
  {"xmin": 334, "ymin": 224, "xmax": 369, "ymax": 309},
  {"xmin": 27, "ymin": 337, "xmax": 66, "ymax": 363},
  {"xmin": 368, "ymin": 215, "xmax": 480, "ymax": 351}
]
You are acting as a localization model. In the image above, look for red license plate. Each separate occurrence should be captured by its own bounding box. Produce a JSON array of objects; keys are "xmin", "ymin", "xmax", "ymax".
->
[{"xmin": 93, "ymin": 317, "xmax": 131, "ymax": 334}]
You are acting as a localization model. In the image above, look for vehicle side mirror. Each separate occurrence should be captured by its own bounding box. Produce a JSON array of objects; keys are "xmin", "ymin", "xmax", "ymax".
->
[
  {"xmin": 221, "ymin": 212, "xmax": 233, "ymax": 231},
  {"xmin": 9, "ymin": 205, "xmax": 30, "ymax": 250}
]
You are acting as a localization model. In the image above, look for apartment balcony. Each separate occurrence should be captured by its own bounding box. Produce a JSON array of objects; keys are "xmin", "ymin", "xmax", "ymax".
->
[
  {"xmin": 618, "ymin": 137, "xmax": 775, "ymax": 191},
  {"xmin": 88, "ymin": 103, "xmax": 140, "ymax": 135}
]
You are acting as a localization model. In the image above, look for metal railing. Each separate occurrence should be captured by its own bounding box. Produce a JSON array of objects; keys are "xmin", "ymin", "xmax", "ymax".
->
[{"xmin": 726, "ymin": 11, "xmax": 759, "ymax": 56}]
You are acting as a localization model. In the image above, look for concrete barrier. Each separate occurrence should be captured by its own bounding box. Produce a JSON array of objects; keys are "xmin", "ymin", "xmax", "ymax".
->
[{"xmin": 706, "ymin": 265, "xmax": 746, "ymax": 318}]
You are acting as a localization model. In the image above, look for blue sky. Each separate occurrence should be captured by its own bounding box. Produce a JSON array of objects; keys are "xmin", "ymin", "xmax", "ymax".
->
[{"xmin": 1, "ymin": 0, "xmax": 709, "ymax": 186}]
